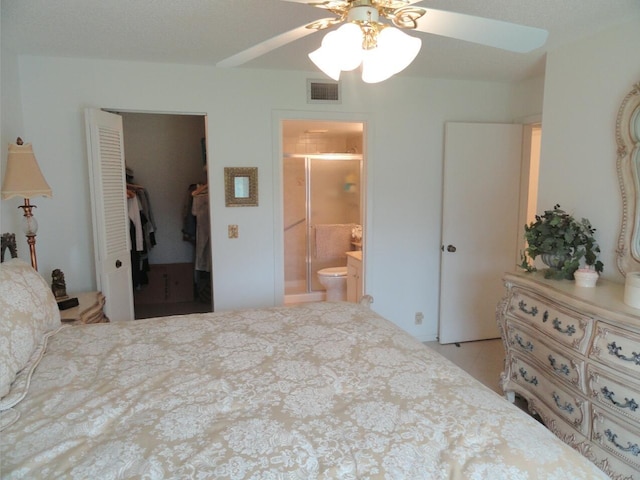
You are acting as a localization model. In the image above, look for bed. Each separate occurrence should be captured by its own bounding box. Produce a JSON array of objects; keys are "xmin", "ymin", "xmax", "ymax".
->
[{"xmin": 0, "ymin": 259, "xmax": 608, "ymax": 479}]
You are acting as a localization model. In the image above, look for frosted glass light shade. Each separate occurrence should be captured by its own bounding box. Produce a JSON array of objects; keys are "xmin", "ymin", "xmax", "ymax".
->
[
  {"xmin": 309, "ymin": 24, "xmax": 365, "ymax": 80},
  {"xmin": 378, "ymin": 27, "xmax": 422, "ymax": 74},
  {"xmin": 309, "ymin": 31, "xmax": 342, "ymax": 80},
  {"xmin": 362, "ymin": 27, "xmax": 421, "ymax": 83},
  {"xmin": 334, "ymin": 23, "xmax": 364, "ymax": 71},
  {"xmin": 309, "ymin": 44, "xmax": 342, "ymax": 81},
  {"xmin": 1, "ymin": 142, "xmax": 52, "ymax": 199},
  {"xmin": 361, "ymin": 48, "xmax": 396, "ymax": 83}
]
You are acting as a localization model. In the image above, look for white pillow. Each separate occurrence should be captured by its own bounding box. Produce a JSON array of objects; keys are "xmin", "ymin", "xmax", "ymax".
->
[{"xmin": 0, "ymin": 258, "xmax": 61, "ymax": 399}]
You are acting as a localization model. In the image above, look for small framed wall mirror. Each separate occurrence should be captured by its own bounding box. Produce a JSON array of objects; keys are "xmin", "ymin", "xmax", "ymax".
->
[{"xmin": 224, "ymin": 167, "xmax": 258, "ymax": 207}]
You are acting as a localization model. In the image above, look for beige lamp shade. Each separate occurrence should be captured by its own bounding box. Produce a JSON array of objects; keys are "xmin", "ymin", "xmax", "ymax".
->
[{"xmin": 1, "ymin": 142, "xmax": 52, "ymax": 199}]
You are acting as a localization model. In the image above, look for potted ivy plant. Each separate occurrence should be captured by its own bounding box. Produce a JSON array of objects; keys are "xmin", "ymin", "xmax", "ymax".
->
[{"xmin": 519, "ymin": 204, "xmax": 604, "ymax": 280}]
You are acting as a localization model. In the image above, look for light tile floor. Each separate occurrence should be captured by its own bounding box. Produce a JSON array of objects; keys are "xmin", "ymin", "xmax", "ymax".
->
[
  {"xmin": 425, "ymin": 338, "xmax": 533, "ymax": 416},
  {"xmin": 424, "ymin": 338, "xmax": 506, "ymax": 396}
]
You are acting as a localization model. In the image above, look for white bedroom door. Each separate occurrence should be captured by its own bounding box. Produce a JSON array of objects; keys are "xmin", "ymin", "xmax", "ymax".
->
[
  {"xmin": 439, "ymin": 122, "xmax": 523, "ymax": 344},
  {"xmin": 85, "ymin": 108, "xmax": 135, "ymax": 322}
]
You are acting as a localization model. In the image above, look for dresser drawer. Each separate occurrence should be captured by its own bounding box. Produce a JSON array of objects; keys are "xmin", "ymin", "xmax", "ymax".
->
[
  {"xmin": 588, "ymin": 365, "xmax": 640, "ymax": 424},
  {"xmin": 506, "ymin": 321, "xmax": 584, "ymax": 391},
  {"xmin": 507, "ymin": 289, "xmax": 592, "ymax": 353},
  {"xmin": 591, "ymin": 323, "xmax": 640, "ymax": 376},
  {"xmin": 585, "ymin": 442, "xmax": 639, "ymax": 480},
  {"xmin": 510, "ymin": 355, "xmax": 588, "ymax": 435},
  {"xmin": 592, "ymin": 406, "xmax": 640, "ymax": 472}
]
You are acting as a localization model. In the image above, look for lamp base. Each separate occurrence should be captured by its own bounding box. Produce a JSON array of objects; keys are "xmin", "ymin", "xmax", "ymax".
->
[
  {"xmin": 26, "ymin": 234, "xmax": 37, "ymax": 271},
  {"xmin": 18, "ymin": 199, "xmax": 38, "ymax": 271}
]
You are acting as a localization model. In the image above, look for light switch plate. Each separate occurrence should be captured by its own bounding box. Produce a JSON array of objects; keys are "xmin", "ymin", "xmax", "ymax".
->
[{"xmin": 228, "ymin": 225, "xmax": 238, "ymax": 239}]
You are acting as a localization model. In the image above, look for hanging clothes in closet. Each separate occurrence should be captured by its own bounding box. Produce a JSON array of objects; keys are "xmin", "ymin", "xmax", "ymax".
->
[
  {"xmin": 127, "ymin": 168, "xmax": 157, "ymax": 289},
  {"xmin": 182, "ymin": 183, "xmax": 199, "ymax": 244},
  {"xmin": 183, "ymin": 183, "xmax": 211, "ymax": 302},
  {"xmin": 191, "ymin": 183, "xmax": 211, "ymax": 273}
]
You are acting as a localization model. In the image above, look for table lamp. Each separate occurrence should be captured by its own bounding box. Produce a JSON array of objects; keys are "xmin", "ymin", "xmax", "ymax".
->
[{"xmin": 1, "ymin": 138, "xmax": 52, "ymax": 271}]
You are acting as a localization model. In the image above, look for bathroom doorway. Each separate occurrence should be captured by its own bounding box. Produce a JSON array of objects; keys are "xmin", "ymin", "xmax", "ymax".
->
[{"xmin": 282, "ymin": 120, "xmax": 364, "ymax": 304}]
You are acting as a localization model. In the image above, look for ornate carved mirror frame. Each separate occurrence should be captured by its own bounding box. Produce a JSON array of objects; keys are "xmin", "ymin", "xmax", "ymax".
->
[
  {"xmin": 224, "ymin": 167, "xmax": 258, "ymax": 207},
  {"xmin": 616, "ymin": 81, "xmax": 640, "ymax": 276}
]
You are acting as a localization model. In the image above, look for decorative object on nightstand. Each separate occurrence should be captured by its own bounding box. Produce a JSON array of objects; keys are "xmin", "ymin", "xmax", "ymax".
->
[
  {"xmin": 59, "ymin": 291, "xmax": 108, "ymax": 325},
  {"xmin": 1, "ymin": 233, "xmax": 18, "ymax": 262},
  {"xmin": 51, "ymin": 268, "xmax": 79, "ymax": 309},
  {"xmin": 51, "ymin": 268, "xmax": 68, "ymax": 298},
  {"xmin": 1, "ymin": 138, "xmax": 52, "ymax": 271}
]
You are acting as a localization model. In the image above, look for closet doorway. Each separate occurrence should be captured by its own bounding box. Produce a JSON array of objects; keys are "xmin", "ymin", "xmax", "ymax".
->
[{"xmin": 119, "ymin": 112, "xmax": 213, "ymax": 319}]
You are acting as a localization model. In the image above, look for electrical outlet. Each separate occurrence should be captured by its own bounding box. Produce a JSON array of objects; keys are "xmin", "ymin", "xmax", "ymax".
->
[
  {"xmin": 228, "ymin": 225, "xmax": 238, "ymax": 239},
  {"xmin": 415, "ymin": 312, "xmax": 424, "ymax": 325}
]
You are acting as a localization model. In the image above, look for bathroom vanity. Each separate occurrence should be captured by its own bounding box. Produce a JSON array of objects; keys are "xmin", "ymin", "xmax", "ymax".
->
[
  {"xmin": 497, "ymin": 272, "xmax": 640, "ymax": 479},
  {"xmin": 346, "ymin": 251, "xmax": 362, "ymax": 303}
]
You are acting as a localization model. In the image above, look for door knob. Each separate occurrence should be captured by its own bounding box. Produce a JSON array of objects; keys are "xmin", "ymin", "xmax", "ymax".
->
[
  {"xmin": 115, "ymin": 260, "xmax": 122, "ymax": 268},
  {"xmin": 447, "ymin": 245, "xmax": 457, "ymax": 253}
]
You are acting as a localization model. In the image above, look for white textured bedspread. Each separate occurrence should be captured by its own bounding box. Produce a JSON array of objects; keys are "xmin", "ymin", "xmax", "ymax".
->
[{"xmin": 1, "ymin": 302, "xmax": 607, "ymax": 479}]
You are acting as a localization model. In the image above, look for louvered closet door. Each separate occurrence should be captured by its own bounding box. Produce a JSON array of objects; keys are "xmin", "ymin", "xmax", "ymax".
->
[{"xmin": 85, "ymin": 108, "xmax": 134, "ymax": 321}]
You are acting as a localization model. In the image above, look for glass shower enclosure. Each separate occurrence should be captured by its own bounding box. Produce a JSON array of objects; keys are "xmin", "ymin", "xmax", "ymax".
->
[{"xmin": 283, "ymin": 153, "xmax": 362, "ymax": 300}]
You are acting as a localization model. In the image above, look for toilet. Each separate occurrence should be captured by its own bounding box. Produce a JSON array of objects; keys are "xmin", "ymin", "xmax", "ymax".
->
[{"xmin": 317, "ymin": 266, "xmax": 348, "ymax": 301}]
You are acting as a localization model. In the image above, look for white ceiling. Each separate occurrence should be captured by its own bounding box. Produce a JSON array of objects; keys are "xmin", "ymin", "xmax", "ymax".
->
[{"xmin": 2, "ymin": 0, "xmax": 639, "ymax": 83}]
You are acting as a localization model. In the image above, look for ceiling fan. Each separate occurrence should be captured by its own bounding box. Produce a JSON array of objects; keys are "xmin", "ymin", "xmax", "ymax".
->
[{"xmin": 217, "ymin": 0, "xmax": 548, "ymax": 82}]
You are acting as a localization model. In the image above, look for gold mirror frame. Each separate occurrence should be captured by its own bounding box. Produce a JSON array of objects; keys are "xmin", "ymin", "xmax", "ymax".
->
[
  {"xmin": 616, "ymin": 81, "xmax": 640, "ymax": 276},
  {"xmin": 224, "ymin": 167, "xmax": 258, "ymax": 207}
]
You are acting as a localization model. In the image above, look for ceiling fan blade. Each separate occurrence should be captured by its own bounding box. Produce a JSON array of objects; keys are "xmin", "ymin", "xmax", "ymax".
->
[
  {"xmin": 217, "ymin": 24, "xmax": 319, "ymax": 68},
  {"xmin": 280, "ymin": 0, "xmax": 346, "ymax": 7},
  {"xmin": 280, "ymin": 0, "xmax": 424, "ymax": 6},
  {"xmin": 414, "ymin": 8, "xmax": 548, "ymax": 53}
]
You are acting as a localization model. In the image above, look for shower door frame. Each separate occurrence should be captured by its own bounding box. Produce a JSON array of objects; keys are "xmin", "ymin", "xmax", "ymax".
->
[{"xmin": 284, "ymin": 153, "xmax": 363, "ymax": 296}]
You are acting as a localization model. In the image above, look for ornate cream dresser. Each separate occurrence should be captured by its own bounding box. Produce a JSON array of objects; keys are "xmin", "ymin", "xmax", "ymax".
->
[{"xmin": 498, "ymin": 272, "xmax": 640, "ymax": 479}]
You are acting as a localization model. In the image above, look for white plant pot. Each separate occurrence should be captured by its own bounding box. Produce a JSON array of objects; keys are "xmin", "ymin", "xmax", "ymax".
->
[{"xmin": 574, "ymin": 269, "xmax": 598, "ymax": 288}]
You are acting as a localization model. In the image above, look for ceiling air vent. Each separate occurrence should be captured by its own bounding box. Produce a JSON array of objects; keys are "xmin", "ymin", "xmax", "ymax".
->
[{"xmin": 307, "ymin": 79, "xmax": 341, "ymax": 104}]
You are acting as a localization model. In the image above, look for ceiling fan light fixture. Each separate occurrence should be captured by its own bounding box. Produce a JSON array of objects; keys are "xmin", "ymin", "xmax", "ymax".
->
[{"xmin": 308, "ymin": 0, "xmax": 422, "ymax": 84}]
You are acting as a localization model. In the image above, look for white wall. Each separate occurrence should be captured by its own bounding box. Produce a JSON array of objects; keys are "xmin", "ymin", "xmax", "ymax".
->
[
  {"xmin": 1, "ymin": 54, "xmax": 535, "ymax": 340},
  {"xmin": 509, "ymin": 74, "xmax": 544, "ymax": 123},
  {"xmin": 1, "ymin": 55, "xmax": 26, "ymax": 233},
  {"xmin": 538, "ymin": 18, "xmax": 640, "ymax": 283}
]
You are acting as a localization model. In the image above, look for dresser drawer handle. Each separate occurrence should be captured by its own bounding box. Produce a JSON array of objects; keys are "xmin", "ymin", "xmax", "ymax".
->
[
  {"xmin": 552, "ymin": 392, "xmax": 574, "ymax": 413},
  {"xmin": 548, "ymin": 355, "xmax": 570, "ymax": 376},
  {"xmin": 604, "ymin": 429, "xmax": 640, "ymax": 457},
  {"xmin": 601, "ymin": 386, "xmax": 639, "ymax": 411},
  {"xmin": 514, "ymin": 334, "xmax": 534, "ymax": 351},
  {"xmin": 552, "ymin": 318, "xmax": 576, "ymax": 336},
  {"xmin": 518, "ymin": 300, "xmax": 538, "ymax": 317},
  {"xmin": 518, "ymin": 367, "xmax": 538, "ymax": 386},
  {"xmin": 607, "ymin": 342, "xmax": 640, "ymax": 365}
]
